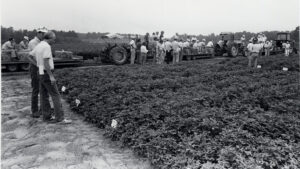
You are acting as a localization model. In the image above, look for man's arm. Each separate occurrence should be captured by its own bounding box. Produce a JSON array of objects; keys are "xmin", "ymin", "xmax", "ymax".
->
[
  {"xmin": 44, "ymin": 58, "xmax": 56, "ymax": 84},
  {"xmin": 25, "ymin": 54, "xmax": 37, "ymax": 66}
]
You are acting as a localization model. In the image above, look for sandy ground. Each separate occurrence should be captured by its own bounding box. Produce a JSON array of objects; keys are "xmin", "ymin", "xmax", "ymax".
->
[{"xmin": 1, "ymin": 75, "xmax": 152, "ymax": 169}]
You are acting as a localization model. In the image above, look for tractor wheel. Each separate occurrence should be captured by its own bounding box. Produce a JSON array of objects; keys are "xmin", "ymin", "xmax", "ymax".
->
[
  {"xmin": 110, "ymin": 46, "xmax": 128, "ymax": 65},
  {"xmin": 229, "ymin": 46, "xmax": 238, "ymax": 57},
  {"xmin": 20, "ymin": 63, "xmax": 30, "ymax": 71},
  {"xmin": 7, "ymin": 65, "xmax": 18, "ymax": 72}
]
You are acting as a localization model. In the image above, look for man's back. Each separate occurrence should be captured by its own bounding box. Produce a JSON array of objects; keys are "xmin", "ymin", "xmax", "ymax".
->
[{"xmin": 28, "ymin": 37, "xmax": 41, "ymax": 51}]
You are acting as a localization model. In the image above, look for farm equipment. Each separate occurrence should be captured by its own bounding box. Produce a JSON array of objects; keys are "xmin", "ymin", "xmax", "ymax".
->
[
  {"xmin": 270, "ymin": 32, "xmax": 298, "ymax": 55},
  {"xmin": 214, "ymin": 32, "xmax": 245, "ymax": 57},
  {"xmin": 1, "ymin": 50, "xmax": 83, "ymax": 72},
  {"xmin": 98, "ymin": 42, "xmax": 130, "ymax": 65}
]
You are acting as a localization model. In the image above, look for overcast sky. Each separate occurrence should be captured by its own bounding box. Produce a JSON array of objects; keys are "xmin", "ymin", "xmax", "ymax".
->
[{"xmin": 1, "ymin": 0, "xmax": 299, "ymax": 37}]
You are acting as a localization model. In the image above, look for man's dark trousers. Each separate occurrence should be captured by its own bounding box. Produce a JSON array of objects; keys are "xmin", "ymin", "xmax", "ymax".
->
[
  {"xmin": 29, "ymin": 64, "xmax": 40, "ymax": 117},
  {"xmin": 40, "ymin": 73, "xmax": 64, "ymax": 122},
  {"xmin": 30, "ymin": 64, "xmax": 50, "ymax": 117}
]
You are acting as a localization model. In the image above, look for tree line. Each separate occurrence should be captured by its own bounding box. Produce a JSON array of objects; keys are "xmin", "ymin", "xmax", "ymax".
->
[{"xmin": 1, "ymin": 26, "xmax": 298, "ymax": 45}]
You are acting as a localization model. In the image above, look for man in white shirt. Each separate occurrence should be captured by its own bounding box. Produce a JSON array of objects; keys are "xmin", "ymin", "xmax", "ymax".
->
[
  {"xmin": 284, "ymin": 42, "xmax": 291, "ymax": 57},
  {"xmin": 172, "ymin": 38, "xmax": 180, "ymax": 63},
  {"xmin": 164, "ymin": 39, "xmax": 173, "ymax": 64},
  {"xmin": 2, "ymin": 38, "xmax": 18, "ymax": 60},
  {"xmin": 19, "ymin": 36, "xmax": 29, "ymax": 50},
  {"xmin": 263, "ymin": 41, "xmax": 272, "ymax": 56},
  {"xmin": 29, "ymin": 31, "xmax": 71, "ymax": 124},
  {"xmin": 140, "ymin": 42, "xmax": 148, "ymax": 65},
  {"xmin": 206, "ymin": 41, "xmax": 214, "ymax": 55},
  {"xmin": 27, "ymin": 28, "xmax": 49, "ymax": 118},
  {"xmin": 129, "ymin": 38, "xmax": 136, "ymax": 64},
  {"xmin": 248, "ymin": 38, "xmax": 263, "ymax": 68}
]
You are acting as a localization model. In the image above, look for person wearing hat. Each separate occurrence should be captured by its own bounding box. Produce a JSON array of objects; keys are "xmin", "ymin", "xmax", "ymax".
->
[
  {"xmin": 129, "ymin": 37, "xmax": 137, "ymax": 64},
  {"xmin": 19, "ymin": 36, "xmax": 29, "ymax": 50},
  {"xmin": 27, "ymin": 27, "xmax": 49, "ymax": 118},
  {"xmin": 29, "ymin": 31, "xmax": 72, "ymax": 124},
  {"xmin": 248, "ymin": 37, "xmax": 263, "ymax": 68}
]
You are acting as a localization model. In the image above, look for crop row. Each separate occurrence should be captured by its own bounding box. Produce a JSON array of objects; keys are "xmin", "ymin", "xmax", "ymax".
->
[{"xmin": 56, "ymin": 54, "xmax": 300, "ymax": 169}]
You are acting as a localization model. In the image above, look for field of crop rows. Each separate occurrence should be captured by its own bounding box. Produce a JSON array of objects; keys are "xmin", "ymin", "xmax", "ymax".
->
[{"xmin": 55, "ymin": 55, "xmax": 299, "ymax": 169}]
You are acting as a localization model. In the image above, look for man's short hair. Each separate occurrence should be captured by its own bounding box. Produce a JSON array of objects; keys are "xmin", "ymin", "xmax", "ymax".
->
[
  {"xmin": 9, "ymin": 37, "xmax": 14, "ymax": 41},
  {"xmin": 44, "ymin": 31, "xmax": 56, "ymax": 40}
]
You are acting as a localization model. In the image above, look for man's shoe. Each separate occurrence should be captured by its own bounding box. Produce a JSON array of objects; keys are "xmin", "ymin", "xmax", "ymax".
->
[
  {"xmin": 57, "ymin": 119, "xmax": 72, "ymax": 124},
  {"xmin": 32, "ymin": 115, "xmax": 40, "ymax": 118}
]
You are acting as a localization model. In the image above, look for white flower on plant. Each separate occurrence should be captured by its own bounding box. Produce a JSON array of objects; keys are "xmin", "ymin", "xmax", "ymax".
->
[
  {"xmin": 257, "ymin": 65, "xmax": 261, "ymax": 69},
  {"xmin": 75, "ymin": 99, "xmax": 80, "ymax": 107},
  {"xmin": 282, "ymin": 67, "xmax": 288, "ymax": 71},
  {"xmin": 111, "ymin": 119, "xmax": 118, "ymax": 128},
  {"xmin": 61, "ymin": 86, "xmax": 66, "ymax": 92}
]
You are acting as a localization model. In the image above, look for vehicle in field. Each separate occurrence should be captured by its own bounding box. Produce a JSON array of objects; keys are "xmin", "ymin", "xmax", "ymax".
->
[
  {"xmin": 270, "ymin": 32, "xmax": 298, "ymax": 55},
  {"xmin": 1, "ymin": 50, "xmax": 83, "ymax": 72},
  {"xmin": 214, "ymin": 32, "xmax": 246, "ymax": 57}
]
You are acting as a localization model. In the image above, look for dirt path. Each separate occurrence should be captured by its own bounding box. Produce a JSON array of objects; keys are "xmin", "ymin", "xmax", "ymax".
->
[{"xmin": 1, "ymin": 75, "xmax": 152, "ymax": 169}]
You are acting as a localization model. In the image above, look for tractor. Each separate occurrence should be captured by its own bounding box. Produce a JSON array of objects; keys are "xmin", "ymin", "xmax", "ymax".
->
[
  {"xmin": 214, "ymin": 32, "xmax": 245, "ymax": 57},
  {"xmin": 270, "ymin": 32, "xmax": 298, "ymax": 55}
]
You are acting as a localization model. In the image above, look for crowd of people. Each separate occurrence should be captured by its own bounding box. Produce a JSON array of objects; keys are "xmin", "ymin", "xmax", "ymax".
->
[{"xmin": 129, "ymin": 31, "xmax": 215, "ymax": 65}]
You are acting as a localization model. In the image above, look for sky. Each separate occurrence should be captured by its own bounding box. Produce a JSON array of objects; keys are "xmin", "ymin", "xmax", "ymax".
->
[{"xmin": 1, "ymin": 0, "xmax": 299, "ymax": 37}]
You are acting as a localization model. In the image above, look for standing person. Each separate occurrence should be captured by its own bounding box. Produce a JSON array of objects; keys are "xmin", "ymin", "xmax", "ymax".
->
[
  {"xmin": 264, "ymin": 41, "xmax": 271, "ymax": 56},
  {"xmin": 140, "ymin": 42, "xmax": 148, "ymax": 65},
  {"xmin": 29, "ymin": 31, "xmax": 72, "ymax": 123},
  {"xmin": 172, "ymin": 37, "xmax": 180, "ymax": 64},
  {"xmin": 152, "ymin": 32, "xmax": 156, "ymax": 41},
  {"xmin": 164, "ymin": 39, "xmax": 172, "ymax": 64},
  {"xmin": 159, "ymin": 31, "xmax": 164, "ymax": 41},
  {"xmin": 19, "ymin": 36, "xmax": 29, "ymax": 50},
  {"xmin": 129, "ymin": 37, "xmax": 136, "ymax": 64},
  {"xmin": 248, "ymin": 38, "xmax": 263, "ymax": 68},
  {"xmin": 178, "ymin": 39, "xmax": 184, "ymax": 61},
  {"xmin": 144, "ymin": 33, "xmax": 150, "ymax": 49},
  {"xmin": 27, "ymin": 28, "xmax": 49, "ymax": 118},
  {"xmin": 135, "ymin": 38, "xmax": 142, "ymax": 64},
  {"xmin": 156, "ymin": 39, "xmax": 166, "ymax": 64},
  {"xmin": 246, "ymin": 40, "xmax": 253, "ymax": 57},
  {"xmin": 284, "ymin": 41, "xmax": 291, "ymax": 57}
]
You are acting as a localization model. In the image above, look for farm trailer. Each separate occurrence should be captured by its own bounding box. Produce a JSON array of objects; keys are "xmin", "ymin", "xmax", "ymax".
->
[{"xmin": 1, "ymin": 50, "xmax": 83, "ymax": 72}]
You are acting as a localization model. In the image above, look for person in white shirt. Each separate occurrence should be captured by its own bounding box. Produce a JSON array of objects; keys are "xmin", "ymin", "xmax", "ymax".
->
[
  {"xmin": 2, "ymin": 38, "xmax": 17, "ymax": 60},
  {"xmin": 2, "ymin": 38, "xmax": 15, "ymax": 50},
  {"xmin": 28, "ymin": 31, "xmax": 71, "ymax": 124},
  {"xmin": 26, "ymin": 27, "xmax": 49, "ymax": 118},
  {"xmin": 164, "ymin": 39, "xmax": 173, "ymax": 64},
  {"xmin": 248, "ymin": 38, "xmax": 263, "ymax": 68},
  {"xmin": 206, "ymin": 41, "xmax": 214, "ymax": 55},
  {"xmin": 172, "ymin": 38, "xmax": 180, "ymax": 64},
  {"xmin": 263, "ymin": 41, "xmax": 272, "ymax": 56},
  {"xmin": 246, "ymin": 40, "xmax": 253, "ymax": 57},
  {"xmin": 178, "ymin": 39, "xmax": 184, "ymax": 61},
  {"xmin": 19, "ymin": 36, "xmax": 29, "ymax": 50},
  {"xmin": 156, "ymin": 39, "xmax": 166, "ymax": 64},
  {"xmin": 129, "ymin": 38, "xmax": 136, "ymax": 64},
  {"xmin": 284, "ymin": 42, "xmax": 291, "ymax": 56},
  {"xmin": 197, "ymin": 39, "xmax": 205, "ymax": 54},
  {"xmin": 140, "ymin": 42, "xmax": 148, "ymax": 65}
]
